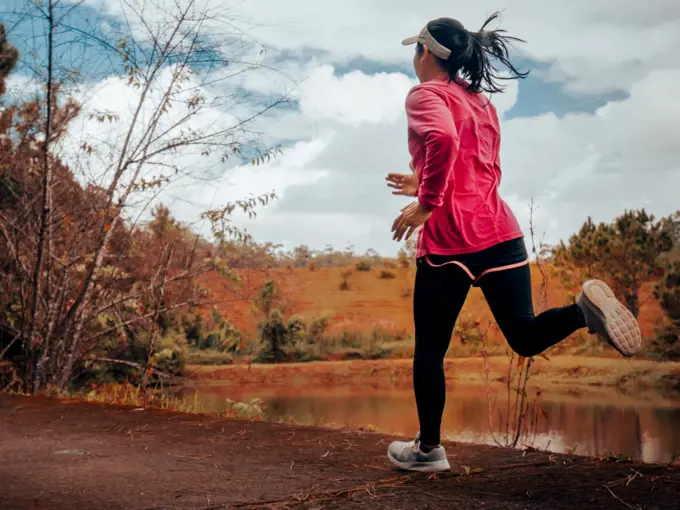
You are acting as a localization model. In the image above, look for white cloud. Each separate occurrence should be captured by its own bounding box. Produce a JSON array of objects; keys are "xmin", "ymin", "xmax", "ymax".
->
[
  {"xmin": 4, "ymin": 74, "xmax": 42, "ymax": 100},
  {"xmin": 53, "ymin": 0, "xmax": 680, "ymax": 257},
  {"xmin": 202, "ymin": 68, "xmax": 522, "ymax": 254},
  {"xmin": 491, "ymin": 69, "xmax": 680, "ymax": 240},
  {"xmin": 58, "ymin": 65, "xmax": 240, "ymax": 190},
  {"xmin": 51, "ymin": 60, "xmax": 293, "ymax": 233},
  {"xmin": 227, "ymin": 67, "xmax": 680, "ymax": 255},
  {"xmin": 231, "ymin": 0, "xmax": 680, "ymax": 94},
  {"xmin": 162, "ymin": 138, "xmax": 329, "ymax": 236},
  {"xmin": 66, "ymin": 0, "xmax": 680, "ymax": 94},
  {"xmin": 490, "ymin": 81, "xmax": 518, "ymax": 117},
  {"xmin": 297, "ymin": 66, "xmax": 415, "ymax": 126},
  {"xmin": 59, "ymin": 63, "xmax": 673, "ymax": 257}
]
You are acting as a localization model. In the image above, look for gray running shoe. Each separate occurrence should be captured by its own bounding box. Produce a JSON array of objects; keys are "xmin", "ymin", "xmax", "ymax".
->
[
  {"xmin": 576, "ymin": 280, "xmax": 642, "ymax": 357},
  {"xmin": 387, "ymin": 433, "xmax": 451, "ymax": 473}
]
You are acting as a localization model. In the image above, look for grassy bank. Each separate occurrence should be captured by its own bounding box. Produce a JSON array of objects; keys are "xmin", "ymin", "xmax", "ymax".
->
[
  {"xmin": 182, "ymin": 325, "xmax": 640, "ymax": 366},
  {"xmin": 32, "ymin": 355, "xmax": 679, "ymax": 429},
  {"xmin": 188, "ymin": 355, "xmax": 680, "ymax": 396}
]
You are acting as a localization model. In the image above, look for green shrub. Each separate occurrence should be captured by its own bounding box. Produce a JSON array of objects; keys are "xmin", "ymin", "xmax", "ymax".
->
[
  {"xmin": 255, "ymin": 311, "xmax": 328, "ymax": 363},
  {"xmin": 183, "ymin": 312, "xmax": 244, "ymax": 353},
  {"xmin": 185, "ymin": 349, "xmax": 234, "ymax": 365},
  {"xmin": 256, "ymin": 308, "xmax": 289, "ymax": 362},
  {"xmin": 337, "ymin": 330, "xmax": 363, "ymax": 349},
  {"xmin": 651, "ymin": 261, "xmax": 680, "ymax": 360},
  {"xmin": 361, "ymin": 333, "xmax": 393, "ymax": 360},
  {"xmin": 72, "ymin": 330, "xmax": 187, "ymax": 387},
  {"xmin": 306, "ymin": 315, "xmax": 329, "ymax": 344}
]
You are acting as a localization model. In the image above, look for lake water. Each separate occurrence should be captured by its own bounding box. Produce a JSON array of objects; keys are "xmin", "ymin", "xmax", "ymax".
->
[{"xmin": 185, "ymin": 383, "xmax": 680, "ymax": 464}]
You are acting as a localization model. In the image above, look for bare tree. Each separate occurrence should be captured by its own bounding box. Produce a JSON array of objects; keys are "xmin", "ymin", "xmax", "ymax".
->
[{"xmin": 1, "ymin": 0, "xmax": 288, "ymax": 391}]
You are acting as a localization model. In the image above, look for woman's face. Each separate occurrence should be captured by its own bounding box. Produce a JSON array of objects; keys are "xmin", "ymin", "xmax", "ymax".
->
[
  {"xmin": 413, "ymin": 47, "xmax": 425, "ymax": 82},
  {"xmin": 412, "ymin": 45, "xmax": 433, "ymax": 83},
  {"xmin": 413, "ymin": 46, "xmax": 423, "ymax": 83}
]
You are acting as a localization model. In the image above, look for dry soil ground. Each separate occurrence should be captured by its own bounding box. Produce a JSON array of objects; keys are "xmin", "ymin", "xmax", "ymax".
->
[{"xmin": 1, "ymin": 395, "xmax": 679, "ymax": 510}]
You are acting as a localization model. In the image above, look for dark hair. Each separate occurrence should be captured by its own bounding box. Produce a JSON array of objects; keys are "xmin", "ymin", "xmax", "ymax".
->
[{"xmin": 416, "ymin": 12, "xmax": 528, "ymax": 94}]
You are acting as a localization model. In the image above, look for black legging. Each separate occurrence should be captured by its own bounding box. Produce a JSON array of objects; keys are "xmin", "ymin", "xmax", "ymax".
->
[{"xmin": 413, "ymin": 241, "xmax": 586, "ymax": 446}]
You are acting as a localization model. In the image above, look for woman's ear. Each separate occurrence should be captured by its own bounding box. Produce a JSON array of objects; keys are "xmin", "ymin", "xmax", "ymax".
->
[{"xmin": 419, "ymin": 44, "xmax": 430, "ymax": 62}]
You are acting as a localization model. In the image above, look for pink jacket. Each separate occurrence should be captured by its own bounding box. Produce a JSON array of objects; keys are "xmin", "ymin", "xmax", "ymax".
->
[{"xmin": 406, "ymin": 76, "xmax": 523, "ymax": 258}]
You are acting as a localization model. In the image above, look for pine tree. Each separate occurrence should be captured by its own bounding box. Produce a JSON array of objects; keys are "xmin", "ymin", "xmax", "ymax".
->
[
  {"xmin": 0, "ymin": 24, "xmax": 19, "ymax": 97},
  {"xmin": 653, "ymin": 261, "xmax": 680, "ymax": 359},
  {"xmin": 552, "ymin": 209, "xmax": 673, "ymax": 318}
]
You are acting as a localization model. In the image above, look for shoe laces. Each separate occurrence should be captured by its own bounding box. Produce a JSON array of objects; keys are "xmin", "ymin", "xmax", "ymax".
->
[
  {"xmin": 399, "ymin": 441, "xmax": 420, "ymax": 457},
  {"xmin": 399, "ymin": 433, "xmax": 422, "ymax": 456}
]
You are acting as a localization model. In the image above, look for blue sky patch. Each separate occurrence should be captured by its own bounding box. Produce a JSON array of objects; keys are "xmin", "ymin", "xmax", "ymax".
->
[
  {"xmin": 3, "ymin": 4, "xmax": 626, "ymax": 127},
  {"xmin": 2, "ymin": 0, "xmax": 126, "ymax": 84},
  {"xmin": 505, "ymin": 58, "xmax": 629, "ymax": 119},
  {"xmin": 267, "ymin": 49, "xmax": 626, "ymax": 121}
]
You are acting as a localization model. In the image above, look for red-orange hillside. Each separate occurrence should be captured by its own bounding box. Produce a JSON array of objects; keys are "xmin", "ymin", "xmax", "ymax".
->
[{"xmin": 199, "ymin": 265, "xmax": 664, "ymax": 347}]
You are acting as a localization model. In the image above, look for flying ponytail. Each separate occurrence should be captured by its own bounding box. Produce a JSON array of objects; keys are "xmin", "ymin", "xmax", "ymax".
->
[{"xmin": 420, "ymin": 12, "xmax": 529, "ymax": 94}]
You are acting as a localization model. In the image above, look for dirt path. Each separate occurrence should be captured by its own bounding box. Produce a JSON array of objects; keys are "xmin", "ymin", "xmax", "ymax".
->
[{"xmin": 1, "ymin": 395, "xmax": 678, "ymax": 510}]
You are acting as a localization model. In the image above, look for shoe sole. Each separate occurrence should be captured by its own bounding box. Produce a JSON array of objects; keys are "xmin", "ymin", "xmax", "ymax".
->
[
  {"xmin": 387, "ymin": 451, "xmax": 451, "ymax": 473},
  {"xmin": 581, "ymin": 280, "xmax": 641, "ymax": 357}
]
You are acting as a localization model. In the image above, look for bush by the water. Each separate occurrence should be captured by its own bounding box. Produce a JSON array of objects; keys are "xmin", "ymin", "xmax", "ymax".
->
[
  {"xmin": 249, "ymin": 279, "xmax": 407, "ymax": 362},
  {"xmin": 72, "ymin": 330, "xmax": 187, "ymax": 388},
  {"xmin": 184, "ymin": 309, "xmax": 243, "ymax": 353}
]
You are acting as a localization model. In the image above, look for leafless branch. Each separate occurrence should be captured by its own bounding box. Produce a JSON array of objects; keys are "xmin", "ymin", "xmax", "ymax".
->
[
  {"xmin": 2, "ymin": 0, "xmax": 285, "ymax": 392},
  {"xmin": 87, "ymin": 357, "xmax": 177, "ymax": 380}
]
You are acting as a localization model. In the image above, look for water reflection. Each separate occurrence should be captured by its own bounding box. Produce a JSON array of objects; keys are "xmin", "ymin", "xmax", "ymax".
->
[{"xmin": 188, "ymin": 385, "xmax": 680, "ymax": 464}]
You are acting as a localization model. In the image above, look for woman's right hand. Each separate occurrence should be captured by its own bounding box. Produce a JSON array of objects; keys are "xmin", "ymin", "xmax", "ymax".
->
[{"xmin": 386, "ymin": 162, "xmax": 418, "ymax": 197}]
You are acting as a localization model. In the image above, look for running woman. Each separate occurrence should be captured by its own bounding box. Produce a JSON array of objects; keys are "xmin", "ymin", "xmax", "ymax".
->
[{"xmin": 385, "ymin": 13, "xmax": 642, "ymax": 473}]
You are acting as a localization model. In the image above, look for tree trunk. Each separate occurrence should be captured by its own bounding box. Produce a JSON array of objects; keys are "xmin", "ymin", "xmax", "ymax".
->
[
  {"xmin": 57, "ymin": 213, "xmax": 121, "ymax": 389},
  {"xmin": 26, "ymin": 0, "xmax": 55, "ymax": 393}
]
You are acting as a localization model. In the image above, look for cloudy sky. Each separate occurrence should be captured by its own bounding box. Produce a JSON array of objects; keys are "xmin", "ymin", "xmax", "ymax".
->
[{"xmin": 3, "ymin": 0, "xmax": 680, "ymax": 256}]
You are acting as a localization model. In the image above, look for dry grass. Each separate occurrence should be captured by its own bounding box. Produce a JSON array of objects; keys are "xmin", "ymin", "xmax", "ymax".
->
[
  {"xmin": 185, "ymin": 349, "xmax": 235, "ymax": 366},
  {"xmin": 17, "ymin": 384, "xmax": 266, "ymax": 420}
]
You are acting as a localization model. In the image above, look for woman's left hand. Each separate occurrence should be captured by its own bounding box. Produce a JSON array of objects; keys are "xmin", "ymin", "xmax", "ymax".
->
[{"xmin": 391, "ymin": 201, "xmax": 432, "ymax": 242}]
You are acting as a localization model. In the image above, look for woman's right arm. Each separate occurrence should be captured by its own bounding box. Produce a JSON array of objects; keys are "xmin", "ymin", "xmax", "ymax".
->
[{"xmin": 405, "ymin": 88, "xmax": 460, "ymax": 212}]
